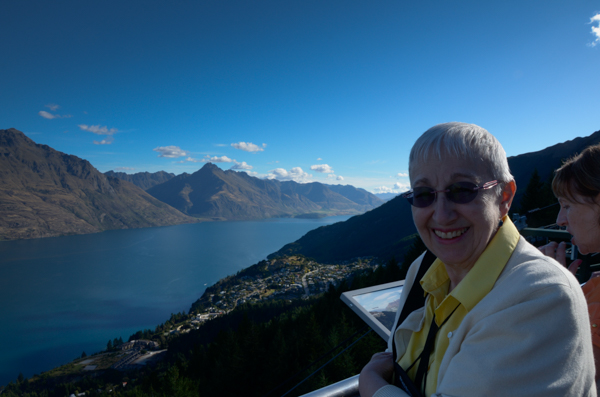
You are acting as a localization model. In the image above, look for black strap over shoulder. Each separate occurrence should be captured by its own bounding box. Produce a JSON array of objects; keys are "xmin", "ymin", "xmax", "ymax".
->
[
  {"xmin": 392, "ymin": 249, "xmax": 437, "ymax": 359},
  {"xmin": 391, "ymin": 250, "xmax": 437, "ymax": 397}
]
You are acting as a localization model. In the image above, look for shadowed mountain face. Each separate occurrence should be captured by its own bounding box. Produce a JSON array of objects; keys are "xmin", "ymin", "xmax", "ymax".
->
[
  {"xmin": 269, "ymin": 194, "xmax": 417, "ymax": 262},
  {"xmin": 0, "ymin": 128, "xmax": 196, "ymax": 240},
  {"xmin": 270, "ymin": 128, "xmax": 600, "ymax": 262},
  {"xmin": 146, "ymin": 163, "xmax": 384, "ymax": 220},
  {"xmin": 507, "ymin": 129, "xmax": 600, "ymax": 205},
  {"xmin": 104, "ymin": 170, "xmax": 175, "ymax": 191},
  {"xmin": 374, "ymin": 193, "xmax": 399, "ymax": 202}
]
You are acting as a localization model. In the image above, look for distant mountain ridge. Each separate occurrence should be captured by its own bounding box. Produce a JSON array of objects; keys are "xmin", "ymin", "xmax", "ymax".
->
[
  {"xmin": 269, "ymin": 128, "xmax": 600, "ymax": 262},
  {"xmin": 507, "ymin": 129, "xmax": 600, "ymax": 205},
  {"xmin": 146, "ymin": 163, "xmax": 384, "ymax": 220},
  {"xmin": 104, "ymin": 170, "xmax": 175, "ymax": 190},
  {"xmin": 0, "ymin": 128, "xmax": 196, "ymax": 240},
  {"xmin": 374, "ymin": 193, "xmax": 399, "ymax": 202}
]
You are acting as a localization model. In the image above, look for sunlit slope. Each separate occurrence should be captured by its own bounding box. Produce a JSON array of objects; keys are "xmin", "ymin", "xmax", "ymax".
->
[{"xmin": 0, "ymin": 128, "xmax": 196, "ymax": 240}]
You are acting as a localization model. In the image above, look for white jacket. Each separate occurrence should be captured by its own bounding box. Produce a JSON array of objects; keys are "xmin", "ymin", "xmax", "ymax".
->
[{"xmin": 375, "ymin": 237, "xmax": 596, "ymax": 397}]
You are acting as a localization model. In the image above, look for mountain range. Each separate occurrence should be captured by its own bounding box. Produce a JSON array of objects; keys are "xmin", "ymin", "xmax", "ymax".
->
[
  {"xmin": 0, "ymin": 129, "xmax": 196, "ymax": 240},
  {"xmin": 144, "ymin": 163, "xmax": 383, "ymax": 221},
  {"xmin": 0, "ymin": 128, "xmax": 383, "ymax": 240},
  {"xmin": 104, "ymin": 170, "xmax": 175, "ymax": 190},
  {"xmin": 269, "ymin": 128, "xmax": 600, "ymax": 262},
  {"xmin": 3, "ymin": 126, "xmax": 599, "ymax": 243}
]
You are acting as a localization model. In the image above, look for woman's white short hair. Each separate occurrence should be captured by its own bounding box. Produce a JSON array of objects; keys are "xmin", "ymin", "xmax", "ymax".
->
[{"xmin": 408, "ymin": 122, "xmax": 513, "ymax": 185}]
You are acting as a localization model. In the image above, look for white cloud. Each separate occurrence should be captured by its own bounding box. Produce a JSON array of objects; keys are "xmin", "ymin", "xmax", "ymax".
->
[
  {"xmin": 269, "ymin": 168, "xmax": 290, "ymax": 179},
  {"xmin": 326, "ymin": 173, "xmax": 344, "ymax": 181},
  {"xmin": 79, "ymin": 124, "xmax": 118, "ymax": 135},
  {"xmin": 374, "ymin": 186, "xmax": 395, "ymax": 193},
  {"xmin": 317, "ymin": 157, "xmax": 322, "ymax": 161},
  {"xmin": 267, "ymin": 167, "xmax": 312, "ymax": 183},
  {"xmin": 231, "ymin": 161, "xmax": 252, "ymax": 170},
  {"xmin": 45, "ymin": 104, "xmax": 60, "ymax": 111},
  {"xmin": 591, "ymin": 13, "xmax": 600, "ymax": 47},
  {"xmin": 202, "ymin": 155, "xmax": 234, "ymax": 163},
  {"xmin": 310, "ymin": 164, "xmax": 334, "ymax": 173},
  {"xmin": 231, "ymin": 142, "xmax": 266, "ymax": 152},
  {"xmin": 93, "ymin": 136, "xmax": 114, "ymax": 145},
  {"xmin": 374, "ymin": 182, "xmax": 410, "ymax": 194},
  {"xmin": 397, "ymin": 172, "xmax": 408, "ymax": 177},
  {"xmin": 185, "ymin": 157, "xmax": 202, "ymax": 163},
  {"xmin": 244, "ymin": 171, "xmax": 258, "ymax": 177},
  {"xmin": 115, "ymin": 167, "xmax": 136, "ymax": 171},
  {"xmin": 39, "ymin": 110, "xmax": 72, "ymax": 119},
  {"xmin": 39, "ymin": 111, "xmax": 56, "ymax": 119},
  {"xmin": 153, "ymin": 146, "xmax": 188, "ymax": 158}
]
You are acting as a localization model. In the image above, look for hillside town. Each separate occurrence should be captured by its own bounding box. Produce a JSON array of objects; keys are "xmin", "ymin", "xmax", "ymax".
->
[{"xmin": 196, "ymin": 256, "xmax": 379, "ymax": 316}]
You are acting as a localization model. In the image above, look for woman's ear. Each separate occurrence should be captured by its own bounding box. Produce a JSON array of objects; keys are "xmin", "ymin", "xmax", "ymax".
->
[{"xmin": 499, "ymin": 180, "xmax": 517, "ymax": 218}]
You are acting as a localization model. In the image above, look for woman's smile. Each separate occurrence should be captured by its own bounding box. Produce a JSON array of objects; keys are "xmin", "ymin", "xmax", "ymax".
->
[{"xmin": 433, "ymin": 227, "xmax": 469, "ymax": 240}]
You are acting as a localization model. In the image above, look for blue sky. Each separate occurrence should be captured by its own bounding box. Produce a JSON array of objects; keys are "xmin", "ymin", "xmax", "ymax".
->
[{"xmin": 1, "ymin": 1, "xmax": 599, "ymax": 193}]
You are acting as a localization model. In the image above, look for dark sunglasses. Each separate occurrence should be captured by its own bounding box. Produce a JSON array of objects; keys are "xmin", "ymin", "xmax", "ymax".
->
[{"xmin": 402, "ymin": 180, "xmax": 500, "ymax": 208}]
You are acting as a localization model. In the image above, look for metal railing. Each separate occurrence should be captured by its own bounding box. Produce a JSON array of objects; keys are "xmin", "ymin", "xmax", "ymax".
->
[{"xmin": 299, "ymin": 375, "xmax": 359, "ymax": 397}]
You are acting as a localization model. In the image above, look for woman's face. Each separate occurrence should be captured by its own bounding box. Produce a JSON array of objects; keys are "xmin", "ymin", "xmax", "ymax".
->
[
  {"xmin": 410, "ymin": 155, "xmax": 513, "ymax": 272},
  {"xmin": 556, "ymin": 193, "xmax": 600, "ymax": 255}
]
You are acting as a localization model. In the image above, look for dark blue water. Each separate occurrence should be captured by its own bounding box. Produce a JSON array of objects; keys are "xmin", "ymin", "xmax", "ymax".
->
[{"xmin": 0, "ymin": 216, "xmax": 350, "ymax": 385}]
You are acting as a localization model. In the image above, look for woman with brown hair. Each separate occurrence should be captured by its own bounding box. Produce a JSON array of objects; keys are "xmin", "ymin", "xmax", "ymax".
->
[{"xmin": 540, "ymin": 142, "xmax": 600, "ymax": 384}]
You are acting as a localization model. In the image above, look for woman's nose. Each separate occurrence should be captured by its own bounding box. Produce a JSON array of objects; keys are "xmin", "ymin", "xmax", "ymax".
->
[
  {"xmin": 432, "ymin": 193, "xmax": 457, "ymax": 224},
  {"xmin": 556, "ymin": 207, "xmax": 567, "ymax": 226}
]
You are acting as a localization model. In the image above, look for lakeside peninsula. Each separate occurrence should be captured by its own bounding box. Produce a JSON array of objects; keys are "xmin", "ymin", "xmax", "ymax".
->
[{"xmin": 3, "ymin": 254, "xmax": 379, "ymax": 393}]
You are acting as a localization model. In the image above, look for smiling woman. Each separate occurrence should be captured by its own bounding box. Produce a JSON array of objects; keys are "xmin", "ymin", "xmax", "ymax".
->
[{"xmin": 358, "ymin": 122, "xmax": 595, "ymax": 397}]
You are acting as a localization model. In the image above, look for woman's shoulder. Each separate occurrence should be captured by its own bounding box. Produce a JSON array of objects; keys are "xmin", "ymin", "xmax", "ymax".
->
[
  {"xmin": 464, "ymin": 237, "xmax": 589, "ymax": 331},
  {"xmin": 495, "ymin": 236, "xmax": 582, "ymax": 296}
]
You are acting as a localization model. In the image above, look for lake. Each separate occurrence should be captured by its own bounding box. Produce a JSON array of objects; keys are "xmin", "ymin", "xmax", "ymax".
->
[{"xmin": 0, "ymin": 216, "xmax": 350, "ymax": 386}]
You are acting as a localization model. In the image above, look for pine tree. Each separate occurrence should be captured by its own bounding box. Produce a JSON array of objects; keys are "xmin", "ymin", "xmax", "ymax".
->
[
  {"xmin": 519, "ymin": 168, "xmax": 544, "ymax": 214},
  {"xmin": 518, "ymin": 168, "xmax": 558, "ymax": 227}
]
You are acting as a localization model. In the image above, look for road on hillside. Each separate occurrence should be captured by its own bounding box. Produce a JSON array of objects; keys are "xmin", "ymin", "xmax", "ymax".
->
[{"xmin": 301, "ymin": 270, "xmax": 317, "ymax": 297}]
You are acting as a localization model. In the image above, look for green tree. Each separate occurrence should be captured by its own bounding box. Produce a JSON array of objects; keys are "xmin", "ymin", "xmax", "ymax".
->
[
  {"xmin": 518, "ymin": 168, "xmax": 558, "ymax": 227},
  {"xmin": 106, "ymin": 339, "xmax": 113, "ymax": 351},
  {"xmin": 519, "ymin": 168, "xmax": 544, "ymax": 213},
  {"xmin": 81, "ymin": 351, "xmax": 87, "ymax": 358}
]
